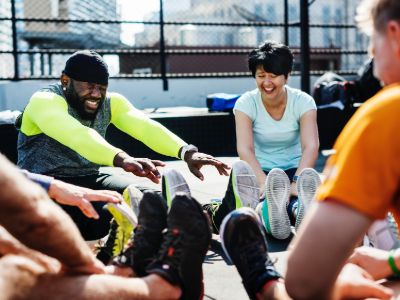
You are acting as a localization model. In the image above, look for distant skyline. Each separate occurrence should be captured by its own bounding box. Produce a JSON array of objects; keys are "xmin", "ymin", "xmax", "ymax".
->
[
  {"xmin": 118, "ymin": 0, "xmax": 191, "ymax": 45},
  {"xmin": 118, "ymin": 0, "xmax": 159, "ymax": 45}
]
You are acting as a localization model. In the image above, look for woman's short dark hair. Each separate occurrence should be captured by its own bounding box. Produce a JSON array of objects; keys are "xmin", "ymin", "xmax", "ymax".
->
[{"xmin": 248, "ymin": 40, "xmax": 293, "ymax": 78}]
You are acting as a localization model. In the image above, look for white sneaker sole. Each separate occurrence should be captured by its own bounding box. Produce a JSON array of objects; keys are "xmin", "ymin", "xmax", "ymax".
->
[
  {"xmin": 106, "ymin": 201, "xmax": 138, "ymax": 227},
  {"xmin": 295, "ymin": 168, "xmax": 321, "ymax": 231},
  {"xmin": 231, "ymin": 160, "xmax": 260, "ymax": 210},
  {"xmin": 162, "ymin": 169, "xmax": 191, "ymax": 207},
  {"xmin": 264, "ymin": 168, "xmax": 291, "ymax": 240}
]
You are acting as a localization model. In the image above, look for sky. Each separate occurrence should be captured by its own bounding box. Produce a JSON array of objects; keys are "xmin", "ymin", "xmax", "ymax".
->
[
  {"xmin": 117, "ymin": 0, "xmax": 160, "ymax": 45},
  {"xmin": 105, "ymin": 0, "xmax": 191, "ymax": 74},
  {"xmin": 104, "ymin": 0, "xmax": 160, "ymax": 74}
]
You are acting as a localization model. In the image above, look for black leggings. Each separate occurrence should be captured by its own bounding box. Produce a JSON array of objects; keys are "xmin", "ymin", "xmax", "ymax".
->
[{"xmin": 55, "ymin": 169, "xmax": 154, "ymax": 241}]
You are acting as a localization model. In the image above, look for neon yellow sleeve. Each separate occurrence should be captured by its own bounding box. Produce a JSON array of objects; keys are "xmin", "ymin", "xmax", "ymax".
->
[
  {"xmin": 110, "ymin": 93, "xmax": 187, "ymax": 158},
  {"xmin": 21, "ymin": 91, "xmax": 121, "ymax": 166}
]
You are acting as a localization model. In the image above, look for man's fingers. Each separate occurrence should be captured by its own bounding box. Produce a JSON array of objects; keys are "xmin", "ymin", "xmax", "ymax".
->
[
  {"xmin": 138, "ymin": 159, "xmax": 157, "ymax": 171},
  {"xmin": 78, "ymin": 200, "xmax": 99, "ymax": 219},
  {"xmin": 361, "ymin": 281, "xmax": 393, "ymax": 300},
  {"xmin": 97, "ymin": 190, "xmax": 123, "ymax": 199},
  {"xmin": 122, "ymin": 158, "xmax": 145, "ymax": 173},
  {"xmin": 189, "ymin": 166, "xmax": 204, "ymax": 181},
  {"xmin": 216, "ymin": 164, "xmax": 230, "ymax": 176},
  {"xmin": 146, "ymin": 172, "xmax": 161, "ymax": 184},
  {"xmin": 151, "ymin": 160, "xmax": 166, "ymax": 167},
  {"xmin": 84, "ymin": 191, "xmax": 122, "ymax": 203},
  {"xmin": 139, "ymin": 160, "xmax": 161, "ymax": 179}
]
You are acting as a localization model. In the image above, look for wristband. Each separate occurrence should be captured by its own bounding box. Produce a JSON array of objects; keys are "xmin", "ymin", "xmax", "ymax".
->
[
  {"xmin": 179, "ymin": 144, "xmax": 198, "ymax": 160},
  {"xmin": 21, "ymin": 170, "xmax": 54, "ymax": 192},
  {"xmin": 388, "ymin": 249, "xmax": 400, "ymax": 276}
]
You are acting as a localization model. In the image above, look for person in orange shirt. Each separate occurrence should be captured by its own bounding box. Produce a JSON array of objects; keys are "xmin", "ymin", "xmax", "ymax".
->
[{"xmin": 220, "ymin": 0, "xmax": 400, "ymax": 299}]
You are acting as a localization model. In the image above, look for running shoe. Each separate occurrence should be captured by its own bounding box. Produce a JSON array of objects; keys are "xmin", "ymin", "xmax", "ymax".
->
[
  {"xmin": 295, "ymin": 168, "xmax": 321, "ymax": 231},
  {"xmin": 162, "ymin": 169, "xmax": 191, "ymax": 207},
  {"xmin": 365, "ymin": 213, "xmax": 400, "ymax": 250},
  {"xmin": 96, "ymin": 219, "xmax": 119, "ymax": 264},
  {"xmin": 98, "ymin": 185, "xmax": 142, "ymax": 263},
  {"xmin": 203, "ymin": 199, "xmax": 222, "ymax": 233},
  {"xmin": 220, "ymin": 207, "xmax": 282, "ymax": 300},
  {"xmin": 113, "ymin": 191, "xmax": 168, "ymax": 276},
  {"xmin": 203, "ymin": 160, "xmax": 259, "ymax": 233},
  {"xmin": 258, "ymin": 168, "xmax": 291, "ymax": 240},
  {"xmin": 147, "ymin": 193, "xmax": 211, "ymax": 300}
]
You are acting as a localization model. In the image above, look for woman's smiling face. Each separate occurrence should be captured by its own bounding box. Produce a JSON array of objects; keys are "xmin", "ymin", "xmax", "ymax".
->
[{"xmin": 255, "ymin": 65, "xmax": 287, "ymax": 100}]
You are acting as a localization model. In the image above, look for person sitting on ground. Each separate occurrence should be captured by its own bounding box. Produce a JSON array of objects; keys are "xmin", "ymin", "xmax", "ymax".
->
[
  {"xmin": 218, "ymin": 0, "xmax": 400, "ymax": 298},
  {"xmin": 15, "ymin": 50, "xmax": 229, "ymax": 259},
  {"xmin": 204, "ymin": 40, "xmax": 320, "ymax": 239},
  {"xmin": 0, "ymin": 153, "xmax": 211, "ymax": 300}
]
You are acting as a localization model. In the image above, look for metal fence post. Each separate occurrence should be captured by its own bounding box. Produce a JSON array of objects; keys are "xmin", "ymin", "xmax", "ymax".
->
[
  {"xmin": 11, "ymin": 0, "xmax": 19, "ymax": 80},
  {"xmin": 300, "ymin": 0, "xmax": 310, "ymax": 93},
  {"xmin": 284, "ymin": 0, "xmax": 289, "ymax": 45},
  {"xmin": 159, "ymin": 0, "xmax": 168, "ymax": 91}
]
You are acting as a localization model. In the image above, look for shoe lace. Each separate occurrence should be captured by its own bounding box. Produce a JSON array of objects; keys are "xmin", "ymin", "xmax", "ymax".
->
[
  {"xmin": 204, "ymin": 202, "xmax": 220, "ymax": 216},
  {"xmin": 114, "ymin": 225, "xmax": 145, "ymax": 266},
  {"xmin": 96, "ymin": 220, "xmax": 119, "ymax": 255},
  {"xmin": 157, "ymin": 228, "xmax": 183, "ymax": 268}
]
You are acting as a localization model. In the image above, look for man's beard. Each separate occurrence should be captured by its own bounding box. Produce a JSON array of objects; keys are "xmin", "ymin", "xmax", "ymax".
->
[{"xmin": 64, "ymin": 84, "xmax": 102, "ymax": 121}]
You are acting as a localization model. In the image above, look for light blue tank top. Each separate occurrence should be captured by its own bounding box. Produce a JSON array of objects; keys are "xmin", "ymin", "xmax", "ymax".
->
[{"xmin": 233, "ymin": 85, "xmax": 316, "ymax": 171}]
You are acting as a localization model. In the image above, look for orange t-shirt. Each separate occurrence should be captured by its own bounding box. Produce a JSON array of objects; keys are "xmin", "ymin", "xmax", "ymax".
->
[{"xmin": 316, "ymin": 83, "xmax": 400, "ymax": 224}]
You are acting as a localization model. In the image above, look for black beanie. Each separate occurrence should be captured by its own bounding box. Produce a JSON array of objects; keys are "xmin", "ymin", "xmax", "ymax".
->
[{"xmin": 63, "ymin": 50, "xmax": 109, "ymax": 85}]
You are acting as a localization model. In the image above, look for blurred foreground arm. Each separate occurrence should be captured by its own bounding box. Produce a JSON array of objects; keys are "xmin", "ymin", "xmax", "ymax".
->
[
  {"xmin": 22, "ymin": 170, "xmax": 123, "ymax": 219},
  {"xmin": 0, "ymin": 154, "xmax": 105, "ymax": 275}
]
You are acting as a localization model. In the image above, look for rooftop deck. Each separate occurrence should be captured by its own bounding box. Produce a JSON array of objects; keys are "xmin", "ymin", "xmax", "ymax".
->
[{"xmin": 127, "ymin": 154, "xmax": 328, "ymax": 300}]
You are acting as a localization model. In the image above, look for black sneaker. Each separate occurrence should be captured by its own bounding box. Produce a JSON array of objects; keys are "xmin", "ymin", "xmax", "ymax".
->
[
  {"xmin": 220, "ymin": 207, "xmax": 282, "ymax": 300},
  {"xmin": 113, "ymin": 191, "xmax": 168, "ymax": 276},
  {"xmin": 147, "ymin": 193, "xmax": 212, "ymax": 300},
  {"xmin": 96, "ymin": 219, "xmax": 119, "ymax": 264},
  {"xmin": 203, "ymin": 199, "xmax": 222, "ymax": 233},
  {"xmin": 98, "ymin": 186, "xmax": 142, "ymax": 264},
  {"xmin": 203, "ymin": 160, "xmax": 259, "ymax": 233}
]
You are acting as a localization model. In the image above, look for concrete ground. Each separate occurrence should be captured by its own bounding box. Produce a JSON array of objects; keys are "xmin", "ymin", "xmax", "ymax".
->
[{"xmin": 131, "ymin": 155, "xmax": 328, "ymax": 300}]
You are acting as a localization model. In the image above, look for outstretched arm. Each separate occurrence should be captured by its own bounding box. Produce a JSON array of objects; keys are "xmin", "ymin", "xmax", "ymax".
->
[
  {"xmin": 0, "ymin": 154, "xmax": 105, "ymax": 275},
  {"xmin": 291, "ymin": 109, "xmax": 319, "ymax": 196},
  {"xmin": 23, "ymin": 92, "xmax": 121, "ymax": 166},
  {"xmin": 111, "ymin": 93, "xmax": 229, "ymax": 179},
  {"xmin": 48, "ymin": 180, "xmax": 122, "ymax": 219},
  {"xmin": 235, "ymin": 110, "xmax": 266, "ymax": 191},
  {"xmin": 348, "ymin": 246, "xmax": 400, "ymax": 280},
  {"xmin": 22, "ymin": 170, "xmax": 123, "ymax": 219}
]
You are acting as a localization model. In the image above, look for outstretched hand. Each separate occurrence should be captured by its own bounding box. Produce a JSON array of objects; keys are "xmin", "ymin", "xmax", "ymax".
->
[
  {"xmin": 335, "ymin": 263, "xmax": 393, "ymax": 300},
  {"xmin": 114, "ymin": 152, "xmax": 166, "ymax": 184},
  {"xmin": 48, "ymin": 180, "xmax": 123, "ymax": 219},
  {"xmin": 184, "ymin": 151, "xmax": 230, "ymax": 180},
  {"xmin": 348, "ymin": 246, "xmax": 395, "ymax": 280}
]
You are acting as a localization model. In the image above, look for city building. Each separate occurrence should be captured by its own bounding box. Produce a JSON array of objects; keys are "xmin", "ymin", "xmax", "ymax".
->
[
  {"xmin": 130, "ymin": 0, "xmax": 368, "ymax": 74},
  {"xmin": 20, "ymin": 0, "xmax": 121, "ymax": 76}
]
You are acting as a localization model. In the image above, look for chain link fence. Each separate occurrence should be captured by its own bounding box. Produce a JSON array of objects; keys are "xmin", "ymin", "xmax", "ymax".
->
[{"xmin": 0, "ymin": 0, "xmax": 369, "ymax": 87}]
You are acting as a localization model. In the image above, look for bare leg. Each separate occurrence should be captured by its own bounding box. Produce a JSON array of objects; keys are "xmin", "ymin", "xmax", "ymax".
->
[{"xmin": 0, "ymin": 255, "xmax": 181, "ymax": 300}]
